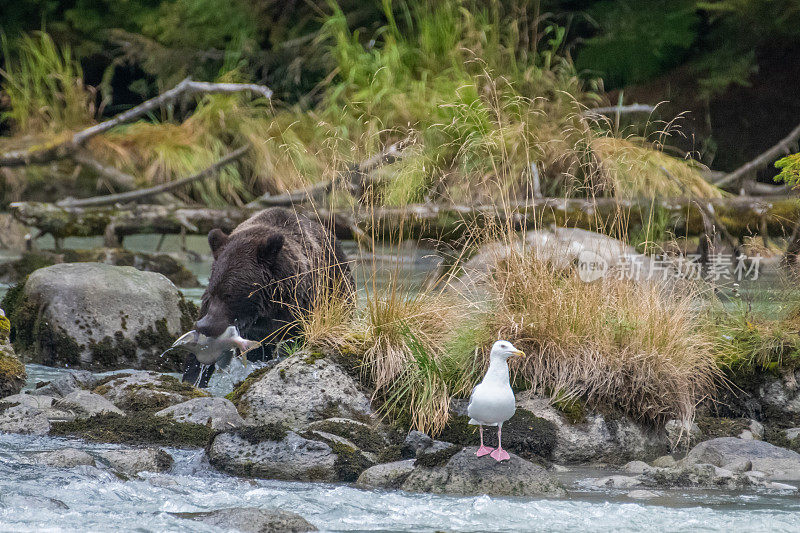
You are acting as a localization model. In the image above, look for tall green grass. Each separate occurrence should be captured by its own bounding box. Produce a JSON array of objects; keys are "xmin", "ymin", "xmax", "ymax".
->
[{"xmin": 0, "ymin": 32, "xmax": 95, "ymax": 134}]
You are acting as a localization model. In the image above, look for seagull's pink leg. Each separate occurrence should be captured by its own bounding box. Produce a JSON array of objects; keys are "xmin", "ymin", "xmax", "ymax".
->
[
  {"xmin": 476, "ymin": 425, "xmax": 493, "ymax": 457},
  {"xmin": 490, "ymin": 425, "xmax": 510, "ymax": 461}
]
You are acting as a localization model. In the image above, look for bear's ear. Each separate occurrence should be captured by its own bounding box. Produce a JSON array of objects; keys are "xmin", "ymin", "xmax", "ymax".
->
[
  {"xmin": 208, "ymin": 229, "xmax": 229, "ymax": 260},
  {"xmin": 257, "ymin": 234, "xmax": 284, "ymax": 264}
]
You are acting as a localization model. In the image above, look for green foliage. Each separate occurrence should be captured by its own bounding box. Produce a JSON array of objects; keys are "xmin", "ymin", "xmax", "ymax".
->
[
  {"xmin": 713, "ymin": 303, "xmax": 800, "ymax": 373},
  {"xmin": 775, "ymin": 153, "xmax": 800, "ymax": 187},
  {"xmin": 576, "ymin": 0, "xmax": 699, "ymax": 87},
  {"xmin": 0, "ymin": 32, "xmax": 95, "ymax": 133}
]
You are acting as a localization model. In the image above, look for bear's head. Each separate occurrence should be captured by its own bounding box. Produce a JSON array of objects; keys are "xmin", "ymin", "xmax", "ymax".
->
[{"xmin": 195, "ymin": 227, "xmax": 285, "ymax": 338}]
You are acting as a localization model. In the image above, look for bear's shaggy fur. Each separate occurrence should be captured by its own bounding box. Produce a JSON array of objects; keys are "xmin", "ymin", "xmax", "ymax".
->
[{"xmin": 188, "ymin": 208, "xmax": 353, "ymax": 381}]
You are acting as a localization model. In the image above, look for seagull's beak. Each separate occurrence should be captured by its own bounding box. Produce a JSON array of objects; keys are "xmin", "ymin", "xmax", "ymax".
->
[{"xmin": 511, "ymin": 349, "xmax": 525, "ymax": 358}]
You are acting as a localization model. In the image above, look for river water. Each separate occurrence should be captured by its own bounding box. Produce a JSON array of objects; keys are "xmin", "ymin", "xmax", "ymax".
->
[{"xmin": 1, "ymin": 236, "xmax": 800, "ymax": 531}]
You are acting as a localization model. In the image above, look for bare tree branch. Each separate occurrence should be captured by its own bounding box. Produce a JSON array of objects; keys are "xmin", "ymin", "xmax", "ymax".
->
[
  {"xmin": 72, "ymin": 150, "xmax": 137, "ymax": 190},
  {"xmin": 582, "ymin": 104, "xmax": 656, "ymax": 117},
  {"xmin": 57, "ymin": 145, "xmax": 250, "ymax": 208},
  {"xmin": 715, "ymin": 122, "xmax": 800, "ymax": 187},
  {"xmin": 0, "ymin": 78, "xmax": 271, "ymax": 168}
]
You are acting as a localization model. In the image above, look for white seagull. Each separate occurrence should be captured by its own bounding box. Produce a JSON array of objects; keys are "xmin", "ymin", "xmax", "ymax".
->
[{"xmin": 467, "ymin": 340, "xmax": 525, "ymax": 461}]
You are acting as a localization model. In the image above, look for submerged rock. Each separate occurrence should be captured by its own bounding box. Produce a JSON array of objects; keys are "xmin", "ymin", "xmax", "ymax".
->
[
  {"xmin": 32, "ymin": 370, "xmax": 96, "ymax": 398},
  {"xmin": 5, "ymin": 263, "xmax": 196, "ymax": 371},
  {"xmin": 356, "ymin": 460, "xmax": 416, "ymax": 489},
  {"xmin": 30, "ymin": 448, "xmax": 96, "ymax": 468},
  {"xmin": 399, "ymin": 447, "xmax": 565, "ymax": 497},
  {"xmin": 207, "ymin": 425, "xmax": 374, "ymax": 482},
  {"xmin": 233, "ymin": 352, "xmax": 373, "ymax": 427},
  {"xmin": 642, "ymin": 463, "xmax": 760, "ymax": 489},
  {"xmin": 0, "ymin": 404, "xmax": 50, "ymax": 435},
  {"xmin": 172, "ymin": 507, "xmax": 317, "ymax": 533},
  {"xmin": 92, "ymin": 371, "xmax": 207, "ymax": 413},
  {"xmin": 98, "ymin": 448, "xmax": 174, "ymax": 475},
  {"xmin": 683, "ymin": 437, "xmax": 800, "ymax": 480},
  {"xmin": 591, "ymin": 475, "xmax": 642, "ymax": 489},
  {"xmin": 156, "ymin": 397, "xmax": 244, "ymax": 430}
]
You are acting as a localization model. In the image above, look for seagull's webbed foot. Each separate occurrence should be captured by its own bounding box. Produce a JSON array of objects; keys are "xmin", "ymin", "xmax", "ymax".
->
[
  {"xmin": 490, "ymin": 447, "xmax": 510, "ymax": 461},
  {"xmin": 476, "ymin": 445, "xmax": 493, "ymax": 457}
]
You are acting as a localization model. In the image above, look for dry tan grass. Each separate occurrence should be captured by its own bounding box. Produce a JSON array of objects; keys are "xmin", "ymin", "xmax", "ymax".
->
[{"xmin": 483, "ymin": 244, "xmax": 721, "ymax": 426}]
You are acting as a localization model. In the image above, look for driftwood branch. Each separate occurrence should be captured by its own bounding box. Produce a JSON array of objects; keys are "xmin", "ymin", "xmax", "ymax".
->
[
  {"xmin": 57, "ymin": 145, "xmax": 250, "ymax": 208},
  {"xmin": 714, "ymin": 122, "xmax": 800, "ymax": 187},
  {"xmin": 0, "ymin": 78, "xmax": 271, "ymax": 168}
]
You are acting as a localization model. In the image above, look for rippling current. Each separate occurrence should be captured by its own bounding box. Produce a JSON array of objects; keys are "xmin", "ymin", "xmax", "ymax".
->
[{"xmin": 0, "ymin": 429, "xmax": 799, "ymax": 532}]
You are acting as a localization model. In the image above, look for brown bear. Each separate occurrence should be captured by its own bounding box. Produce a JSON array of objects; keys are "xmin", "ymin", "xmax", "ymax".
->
[{"xmin": 183, "ymin": 207, "xmax": 354, "ymax": 385}]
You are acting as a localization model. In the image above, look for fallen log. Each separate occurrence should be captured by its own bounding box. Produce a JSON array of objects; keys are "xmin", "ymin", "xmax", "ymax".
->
[{"xmin": 10, "ymin": 196, "xmax": 800, "ymax": 246}]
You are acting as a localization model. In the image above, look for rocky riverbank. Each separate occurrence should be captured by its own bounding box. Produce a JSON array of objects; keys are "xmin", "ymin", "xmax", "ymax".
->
[{"xmin": 1, "ymin": 259, "xmax": 800, "ymax": 533}]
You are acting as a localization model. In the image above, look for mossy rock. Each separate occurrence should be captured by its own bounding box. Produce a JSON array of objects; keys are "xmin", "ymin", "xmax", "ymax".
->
[
  {"xmin": 764, "ymin": 426, "xmax": 800, "ymax": 454},
  {"xmin": 92, "ymin": 372, "xmax": 207, "ymax": 413},
  {"xmin": 236, "ymin": 423, "xmax": 289, "ymax": 444},
  {"xmin": 330, "ymin": 441, "xmax": 374, "ymax": 482},
  {"xmin": 437, "ymin": 411, "xmax": 557, "ymax": 461},
  {"xmin": 0, "ymin": 315, "xmax": 10, "ymax": 342},
  {"xmin": 225, "ymin": 366, "xmax": 272, "ymax": 410},
  {"xmin": 303, "ymin": 418, "xmax": 393, "ymax": 454},
  {"xmin": 50, "ymin": 412, "xmax": 213, "ymax": 447},
  {"xmin": 0, "ymin": 350, "xmax": 26, "ymax": 398},
  {"xmin": 2, "ymin": 263, "xmax": 196, "ymax": 371},
  {"xmin": 695, "ymin": 417, "xmax": 751, "ymax": 440},
  {"xmin": 414, "ymin": 445, "xmax": 462, "ymax": 468}
]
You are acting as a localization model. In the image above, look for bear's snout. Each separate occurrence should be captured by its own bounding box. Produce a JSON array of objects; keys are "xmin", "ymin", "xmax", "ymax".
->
[{"xmin": 196, "ymin": 311, "xmax": 228, "ymax": 338}]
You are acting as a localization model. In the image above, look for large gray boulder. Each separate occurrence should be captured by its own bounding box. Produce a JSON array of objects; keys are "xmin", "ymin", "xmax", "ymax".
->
[
  {"xmin": 30, "ymin": 448, "xmax": 96, "ymax": 468},
  {"xmin": 7, "ymin": 263, "xmax": 196, "ymax": 370},
  {"xmin": 398, "ymin": 447, "xmax": 565, "ymax": 497},
  {"xmin": 235, "ymin": 352, "xmax": 373, "ymax": 427},
  {"xmin": 516, "ymin": 393, "xmax": 669, "ymax": 463},
  {"xmin": 156, "ymin": 397, "xmax": 244, "ymax": 430},
  {"xmin": 172, "ymin": 507, "xmax": 317, "ymax": 533},
  {"xmin": 91, "ymin": 371, "xmax": 208, "ymax": 412},
  {"xmin": 451, "ymin": 227, "xmax": 660, "ymax": 297},
  {"xmin": 207, "ymin": 425, "xmax": 373, "ymax": 482},
  {"xmin": 684, "ymin": 437, "xmax": 800, "ymax": 480}
]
